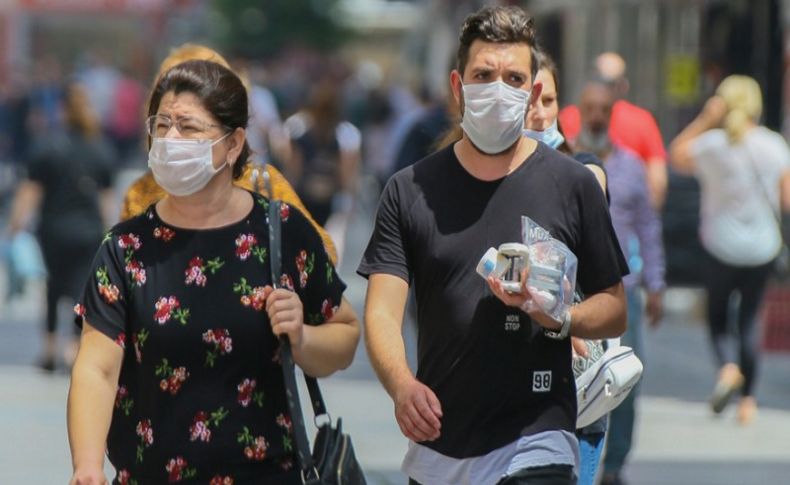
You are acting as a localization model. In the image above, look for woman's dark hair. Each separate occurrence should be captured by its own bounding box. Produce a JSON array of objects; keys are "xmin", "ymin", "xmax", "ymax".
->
[
  {"xmin": 147, "ymin": 59, "xmax": 250, "ymax": 179},
  {"xmin": 457, "ymin": 6, "xmax": 539, "ymax": 82}
]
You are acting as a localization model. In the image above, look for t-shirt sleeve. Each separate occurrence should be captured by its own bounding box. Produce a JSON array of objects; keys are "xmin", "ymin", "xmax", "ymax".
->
[
  {"xmin": 279, "ymin": 202, "xmax": 347, "ymax": 325},
  {"xmin": 574, "ymin": 172, "xmax": 630, "ymax": 295},
  {"xmin": 356, "ymin": 176, "xmax": 410, "ymax": 283},
  {"xmin": 74, "ymin": 233, "xmax": 130, "ymax": 347},
  {"xmin": 25, "ymin": 142, "xmax": 51, "ymax": 184},
  {"xmin": 689, "ymin": 130, "xmax": 724, "ymax": 178},
  {"xmin": 558, "ymin": 105, "xmax": 581, "ymax": 141},
  {"xmin": 638, "ymin": 111, "xmax": 667, "ymax": 162}
]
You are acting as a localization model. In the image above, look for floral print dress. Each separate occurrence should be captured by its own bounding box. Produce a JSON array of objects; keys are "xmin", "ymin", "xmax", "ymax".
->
[{"xmin": 75, "ymin": 192, "xmax": 345, "ymax": 484}]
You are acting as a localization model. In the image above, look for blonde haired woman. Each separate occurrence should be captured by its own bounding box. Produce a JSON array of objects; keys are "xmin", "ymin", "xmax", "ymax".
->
[{"xmin": 670, "ymin": 75, "xmax": 790, "ymax": 424}]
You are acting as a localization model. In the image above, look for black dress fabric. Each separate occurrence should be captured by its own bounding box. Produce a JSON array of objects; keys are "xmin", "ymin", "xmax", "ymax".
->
[{"xmin": 75, "ymin": 191, "xmax": 346, "ymax": 484}]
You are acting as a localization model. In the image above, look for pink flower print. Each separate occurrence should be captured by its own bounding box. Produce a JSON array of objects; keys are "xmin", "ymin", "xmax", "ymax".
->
[
  {"xmin": 115, "ymin": 385, "xmax": 134, "ymax": 416},
  {"xmin": 118, "ymin": 233, "xmax": 142, "ymax": 251},
  {"xmin": 73, "ymin": 304, "xmax": 86, "ymax": 317},
  {"xmin": 189, "ymin": 411, "xmax": 212, "ymax": 442},
  {"xmin": 153, "ymin": 226, "xmax": 176, "ymax": 242},
  {"xmin": 275, "ymin": 413, "xmax": 293, "ymax": 433},
  {"xmin": 189, "ymin": 407, "xmax": 228, "ymax": 443},
  {"xmin": 280, "ymin": 203, "xmax": 290, "ymax": 221},
  {"xmin": 296, "ymin": 250, "xmax": 307, "ymax": 272},
  {"xmin": 117, "ymin": 469, "xmax": 136, "ymax": 485},
  {"xmin": 210, "ymin": 476, "xmax": 234, "ymax": 485},
  {"xmin": 185, "ymin": 257, "xmax": 207, "ymax": 287},
  {"xmin": 96, "ymin": 267, "xmax": 120, "ymax": 304},
  {"xmin": 136, "ymin": 419, "xmax": 154, "ymax": 446},
  {"xmin": 153, "ymin": 296, "xmax": 190, "ymax": 325},
  {"xmin": 202, "ymin": 329, "xmax": 233, "ymax": 367},
  {"xmin": 233, "ymin": 278, "xmax": 273, "ymax": 312},
  {"xmin": 237, "ymin": 426, "xmax": 268, "ymax": 461},
  {"xmin": 135, "ymin": 419, "xmax": 153, "ymax": 463},
  {"xmin": 114, "ymin": 333, "xmax": 127, "ymax": 349},
  {"xmin": 279, "ymin": 274, "xmax": 294, "ymax": 291},
  {"xmin": 237, "ymin": 378, "xmax": 264, "ymax": 407},
  {"xmin": 125, "ymin": 260, "xmax": 147, "ymax": 286},
  {"xmin": 321, "ymin": 299, "xmax": 339, "ymax": 321},
  {"xmin": 235, "ymin": 234, "xmax": 258, "ymax": 261},
  {"xmin": 165, "ymin": 456, "xmax": 196, "ymax": 482},
  {"xmin": 295, "ymin": 250, "xmax": 314, "ymax": 288},
  {"xmin": 155, "ymin": 359, "xmax": 189, "ymax": 395}
]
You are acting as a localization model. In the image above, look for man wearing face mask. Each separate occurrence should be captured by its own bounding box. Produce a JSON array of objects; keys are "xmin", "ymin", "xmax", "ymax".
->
[
  {"xmin": 575, "ymin": 79, "xmax": 665, "ymax": 485},
  {"xmin": 358, "ymin": 7, "xmax": 629, "ymax": 485}
]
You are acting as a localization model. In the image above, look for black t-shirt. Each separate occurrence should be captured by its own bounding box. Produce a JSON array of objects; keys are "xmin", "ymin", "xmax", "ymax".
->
[
  {"xmin": 358, "ymin": 142, "xmax": 628, "ymax": 458},
  {"xmin": 26, "ymin": 130, "xmax": 114, "ymax": 246},
  {"xmin": 76, "ymin": 192, "xmax": 346, "ymax": 484}
]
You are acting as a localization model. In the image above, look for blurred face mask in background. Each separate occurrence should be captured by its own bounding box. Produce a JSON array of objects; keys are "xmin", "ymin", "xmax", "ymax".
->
[
  {"xmin": 523, "ymin": 120, "xmax": 565, "ymax": 149},
  {"xmin": 460, "ymin": 80, "xmax": 530, "ymax": 155},
  {"xmin": 148, "ymin": 134, "xmax": 229, "ymax": 196}
]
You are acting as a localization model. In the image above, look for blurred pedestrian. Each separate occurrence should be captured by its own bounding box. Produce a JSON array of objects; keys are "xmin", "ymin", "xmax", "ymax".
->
[
  {"xmin": 67, "ymin": 60, "xmax": 360, "ymax": 484},
  {"xmin": 560, "ymin": 52, "xmax": 668, "ymax": 209},
  {"xmin": 574, "ymin": 79, "xmax": 666, "ymax": 485},
  {"xmin": 282, "ymin": 79, "xmax": 361, "ymax": 264},
  {"xmin": 359, "ymin": 7, "xmax": 628, "ymax": 484},
  {"xmin": 669, "ymin": 75, "xmax": 790, "ymax": 425},
  {"xmin": 119, "ymin": 43, "xmax": 338, "ymax": 264},
  {"xmin": 6, "ymin": 81, "xmax": 115, "ymax": 371},
  {"xmin": 524, "ymin": 51, "xmax": 609, "ymax": 485}
]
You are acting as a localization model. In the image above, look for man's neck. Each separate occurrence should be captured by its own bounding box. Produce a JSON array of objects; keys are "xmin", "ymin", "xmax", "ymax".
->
[{"xmin": 453, "ymin": 135, "xmax": 538, "ymax": 181}]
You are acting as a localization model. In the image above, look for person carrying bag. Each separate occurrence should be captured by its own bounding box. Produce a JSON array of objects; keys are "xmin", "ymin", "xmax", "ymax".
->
[{"xmin": 264, "ymin": 168, "xmax": 367, "ymax": 485}]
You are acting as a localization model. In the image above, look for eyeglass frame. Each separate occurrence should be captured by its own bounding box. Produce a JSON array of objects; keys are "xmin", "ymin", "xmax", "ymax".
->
[{"xmin": 145, "ymin": 114, "xmax": 231, "ymax": 139}]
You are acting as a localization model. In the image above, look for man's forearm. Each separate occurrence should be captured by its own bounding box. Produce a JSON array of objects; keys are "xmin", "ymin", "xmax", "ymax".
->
[
  {"xmin": 364, "ymin": 311, "xmax": 414, "ymax": 399},
  {"xmin": 570, "ymin": 283, "xmax": 627, "ymax": 339}
]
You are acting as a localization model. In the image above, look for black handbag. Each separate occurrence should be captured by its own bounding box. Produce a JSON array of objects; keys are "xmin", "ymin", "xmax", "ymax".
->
[{"xmin": 265, "ymin": 178, "xmax": 367, "ymax": 485}]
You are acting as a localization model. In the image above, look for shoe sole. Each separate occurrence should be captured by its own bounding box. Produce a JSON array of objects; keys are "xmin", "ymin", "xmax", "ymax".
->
[{"xmin": 710, "ymin": 380, "xmax": 743, "ymax": 414}]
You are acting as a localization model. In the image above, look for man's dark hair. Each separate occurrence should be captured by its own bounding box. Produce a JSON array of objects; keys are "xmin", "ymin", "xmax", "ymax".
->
[
  {"xmin": 148, "ymin": 59, "xmax": 251, "ymax": 180},
  {"xmin": 456, "ymin": 6, "xmax": 539, "ymax": 83}
]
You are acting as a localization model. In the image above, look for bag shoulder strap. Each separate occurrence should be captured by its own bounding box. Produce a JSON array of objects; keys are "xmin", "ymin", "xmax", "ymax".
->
[
  {"xmin": 742, "ymin": 143, "xmax": 782, "ymax": 226},
  {"xmin": 266, "ymin": 184, "xmax": 328, "ymax": 480}
]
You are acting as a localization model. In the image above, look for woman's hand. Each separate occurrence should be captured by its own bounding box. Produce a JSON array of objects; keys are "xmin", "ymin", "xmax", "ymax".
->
[
  {"xmin": 69, "ymin": 467, "xmax": 107, "ymax": 485},
  {"xmin": 266, "ymin": 288, "xmax": 305, "ymax": 349},
  {"xmin": 700, "ymin": 95, "xmax": 727, "ymax": 128}
]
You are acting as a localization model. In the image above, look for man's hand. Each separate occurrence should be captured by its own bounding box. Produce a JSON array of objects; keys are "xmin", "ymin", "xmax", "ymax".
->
[
  {"xmin": 393, "ymin": 376, "xmax": 443, "ymax": 443},
  {"xmin": 486, "ymin": 272, "xmax": 563, "ymax": 332},
  {"xmin": 646, "ymin": 291, "xmax": 664, "ymax": 328}
]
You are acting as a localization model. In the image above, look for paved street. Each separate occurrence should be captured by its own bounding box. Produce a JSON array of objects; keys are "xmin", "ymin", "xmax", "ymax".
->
[{"xmin": 2, "ymin": 180, "xmax": 790, "ymax": 484}]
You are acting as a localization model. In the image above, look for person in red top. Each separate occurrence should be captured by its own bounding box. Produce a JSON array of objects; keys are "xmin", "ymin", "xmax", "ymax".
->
[{"xmin": 560, "ymin": 52, "xmax": 668, "ymax": 208}]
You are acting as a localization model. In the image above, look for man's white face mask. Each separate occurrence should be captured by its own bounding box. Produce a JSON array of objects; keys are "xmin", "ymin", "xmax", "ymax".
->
[
  {"xmin": 148, "ymin": 134, "xmax": 230, "ymax": 196},
  {"xmin": 460, "ymin": 80, "xmax": 531, "ymax": 155}
]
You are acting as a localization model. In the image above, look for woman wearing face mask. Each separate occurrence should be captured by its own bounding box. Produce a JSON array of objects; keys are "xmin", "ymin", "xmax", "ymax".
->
[
  {"xmin": 119, "ymin": 43, "xmax": 338, "ymax": 264},
  {"xmin": 523, "ymin": 51, "xmax": 610, "ymax": 485},
  {"xmin": 67, "ymin": 60, "xmax": 360, "ymax": 485}
]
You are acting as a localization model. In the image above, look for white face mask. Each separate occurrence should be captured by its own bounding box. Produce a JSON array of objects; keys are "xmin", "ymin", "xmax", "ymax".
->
[
  {"xmin": 148, "ymin": 134, "xmax": 230, "ymax": 196},
  {"xmin": 460, "ymin": 80, "xmax": 531, "ymax": 155},
  {"xmin": 524, "ymin": 120, "xmax": 566, "ymax": 149}
]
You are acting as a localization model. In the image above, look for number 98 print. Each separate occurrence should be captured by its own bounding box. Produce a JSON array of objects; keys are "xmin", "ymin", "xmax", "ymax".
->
[{"xmin": 532, "ymin": 371, "xmax": 552, "ymax": 392}]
